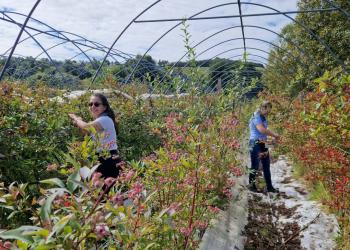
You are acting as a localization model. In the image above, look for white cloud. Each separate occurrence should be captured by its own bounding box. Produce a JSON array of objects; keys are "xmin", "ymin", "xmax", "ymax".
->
[{"xmin": 0, "ymin": 0, "xmax": 298, "ymax": 62}]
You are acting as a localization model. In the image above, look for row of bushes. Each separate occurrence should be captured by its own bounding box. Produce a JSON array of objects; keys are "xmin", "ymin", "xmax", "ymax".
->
[
  {"xmin": 0, "ymin": 82, "xmax": 163, "ymax": 185},
  {"xmin": 0, "ymin": 83, "xmax": 243, "ymax": 249},
  {"xmin": 269, "ymin": 71, "xmax": 350, "ymax": 249}
]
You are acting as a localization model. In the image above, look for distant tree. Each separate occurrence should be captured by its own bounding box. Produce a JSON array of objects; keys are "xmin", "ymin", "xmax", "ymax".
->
[
  {"xmin": 208, "ymin": 58, "xmax": 264, "ymax": 97},
  {"xmin": 158, "ymin": 60, "xmax": 169, "ymax": 67},
  {"xmin": 62, "ymin": 60, "xmax": 92, "ymax": 79},
  {"xmin": 125, "ymin": 54, "xmax": 163, "ymax": 82},
  {"xmin": 109, "ymin": 64, "xmax": 129, "ymax": 82},
  {"xmin": 208, "ymin": 58, "xmax": 234, "ymax": 88},
  {"xmin": 263, "ymin": 0, "xmax": 350, "ymax": 96}
]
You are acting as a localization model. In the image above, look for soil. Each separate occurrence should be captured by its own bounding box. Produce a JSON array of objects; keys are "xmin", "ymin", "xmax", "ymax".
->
[{"xmin": 243, "ymin": 192, "xmax": 302, "ymax": 250}]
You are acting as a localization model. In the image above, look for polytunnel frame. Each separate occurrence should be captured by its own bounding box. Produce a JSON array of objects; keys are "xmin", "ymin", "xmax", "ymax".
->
[
  {"xmin": 156, "ymin": 24, "xmax": 318, "ymax": 84},
  {"xmin": 0, "ymin": 10, "xmax": 136, "ymax": 60},
  {"xmin": 0, "ymin": 0, "xmax": 349, "ymax": 85},
  {"xmin": 158, "ymin": 51, "xmax": 268, "ymax": 94},
  {"xmin": 0, "ymin": 17, "xmax": 102, "ymax": 81},
  {"xmin": 201, "ymin": 53, "xmax": 282, "ymax": 90},
  {"xmin": 1, "ymin": 12, "xmax": 93, "ymax": 65},
  {"xmin": 203, "ymin": 56, "xmax": 267, "ymax": 93},
  {"xmin": 201, "ymin": 51, "xmax": 303, "ymax": 93},
  {"xmin": 157, "ymin": 29, "xmax": 321, "ymax": 94},
  {"xmin": 112, "ymin": 1, "xmax": 347, "ymax": 85},
  {"xmin": 169, "ymin": 53, "xmax": 268, "ymax": 93},
  {"xmin": 150, "ymin": 24, "xmax": 318, "ymax": 93},
  {"xmin": 156, "ymin": 37, "xmax": 307, "ymax": 94},
  {"xmin": 0, "ymin": 10, "xmax": 167, "ymax": 84},
  {"xmin": 0, "ymin": 11, "xmax": 133, "ymax": 62},
  {"xmin": 199, "ymin": 47, "xmax": 301, "ymax": 93},
  {"xmin": 0, "ymin": 9, "xmax": 172, "ymax": 85},
  {"xmin": 1, "ymin": 11, "xmax": 65, "ymax": 80},
  {"xmin": 200, "ymin": 50, "xmax": 267, "ymax": 89},
  {"xmin": 161, "ymin": 51, "xmax": 286, "ymax": 94},
  {"xmin": 0, "ymin": 0, "xmax": 41, "ymax": 80}
]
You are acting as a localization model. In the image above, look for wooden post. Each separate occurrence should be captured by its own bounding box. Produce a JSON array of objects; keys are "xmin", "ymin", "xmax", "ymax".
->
[{"xmin": 216, "ymin": 77, "xmax": 222, "ymax": 92}]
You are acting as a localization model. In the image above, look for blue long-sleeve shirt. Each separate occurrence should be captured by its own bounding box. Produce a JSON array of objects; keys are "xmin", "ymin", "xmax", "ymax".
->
[{"xmin": 249, "ymin": 111, "xmax": 268, "ymax": 141}]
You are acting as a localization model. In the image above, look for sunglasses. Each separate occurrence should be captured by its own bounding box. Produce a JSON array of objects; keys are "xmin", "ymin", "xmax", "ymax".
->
[{"xmin": 88, "ymin": 102, "xmax": 102, "ymax": 107}]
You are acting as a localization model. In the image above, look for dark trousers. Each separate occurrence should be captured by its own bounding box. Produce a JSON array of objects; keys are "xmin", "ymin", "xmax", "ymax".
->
[
  {"xmin": 248, "ymin": 140, "xmax": 273, "ymax": 189},
  {"xmin": 95, "ymin": 150, "xmax": 122, "ymax": 193}
]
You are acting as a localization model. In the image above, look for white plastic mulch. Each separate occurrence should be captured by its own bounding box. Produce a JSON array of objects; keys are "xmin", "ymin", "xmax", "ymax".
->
[
  {"xmin": 200, "ymin": 153, "xmax": 339, "ymax": 250},
  {"xmin": 267, "ymin": 155, "xmax": 340, "ymax": 250}
]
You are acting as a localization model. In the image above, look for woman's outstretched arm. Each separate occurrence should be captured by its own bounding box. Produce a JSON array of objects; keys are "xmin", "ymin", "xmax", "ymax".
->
[{"xmin": 68, "ymin": 113, "xmax": 103, "ymax": 132}]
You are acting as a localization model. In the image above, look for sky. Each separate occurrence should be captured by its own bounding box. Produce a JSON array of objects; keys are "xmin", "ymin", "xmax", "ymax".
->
[{"xmin": 0, "ymin": 0, "xmax": 298, "ymax": 63}]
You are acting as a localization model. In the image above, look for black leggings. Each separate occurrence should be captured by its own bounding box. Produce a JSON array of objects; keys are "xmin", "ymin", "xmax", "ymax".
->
[{"xmin": 96, "ymin": 150, "xmax": 122, "ymax": 179}]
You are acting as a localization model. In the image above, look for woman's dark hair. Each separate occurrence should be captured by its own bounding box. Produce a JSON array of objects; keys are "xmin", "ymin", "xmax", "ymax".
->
[
  {"xmin": 92, "ymin": 93, "xmax": 119, "ymax": 135},
  {"xmin": 260, "ymin": 100, "xmax": 272, "ymax": 109},
  {"xmin": 255, "ymin": 101, "xmax": 272, "ymax": 118}
]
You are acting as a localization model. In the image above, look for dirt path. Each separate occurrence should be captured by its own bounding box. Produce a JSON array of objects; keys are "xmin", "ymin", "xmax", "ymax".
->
[
  {"xmin": 243, "ymin": 156, "xmax": 339, "ymax": 250},
  {"xmin": 199, "ymin": 155, "xmax": 339, "ymax": 250},
  {"xmin": 244, "ymin": 192, "xmax": 302, "ymax": 249}
]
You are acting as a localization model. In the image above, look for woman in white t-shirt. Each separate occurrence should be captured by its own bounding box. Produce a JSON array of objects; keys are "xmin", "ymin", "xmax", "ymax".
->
[{"xmin": 69, "ymin": 93, "xmax": 121, "ymax": 179}]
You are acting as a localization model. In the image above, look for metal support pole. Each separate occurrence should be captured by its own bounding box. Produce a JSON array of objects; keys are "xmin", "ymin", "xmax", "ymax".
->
[
  {"xmin": 0, "ymin": 0, "xmax": 41, "ymax": 82},
  {"xmin": 237, "ymin": 0, "xmax": 246, "ymax": 53}
]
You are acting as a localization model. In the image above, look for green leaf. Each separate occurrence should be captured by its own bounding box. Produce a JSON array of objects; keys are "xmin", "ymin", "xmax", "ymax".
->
[
  {"xmin": 35, "ymin": 244, "xmax": 57, "ymax": 250},
  {"xmin": 69, "ymin": 179, "xmax": 89, "ymax": 190},
  {"xmin": 40, "ymin": 178, "xmax": 65, "ymax": 188},
  {"xmin": 63, "ymin": 225, "xmax": 72, "ymax": 235},
  {"xmin": 319, "ymin": 81, "xmax": 327, "ymax": 92},
  {"xmin": 39, "ymin": 192, "xmax": 60, "ymax": 222},
  {"xmin": 65, "ymin": 153, "xmax": 80, "ymax": 169},
  {"xmin": 144, "ymin": 190, "xmax": 157, "ymax": 204},
  {"xmin": 178, "ymin": 170, "xmax": 185, "ymax": 179},
  {"xmin": 8, "ymin": 210, "xmax": 20, "ymax": 219},
  {"xmin": 67, "ymin": 171, "xmax": 81, "ymax": 193},
  {"xmin": 16, "ymin": 240, "xmax": 28, "ymax": 250},
  {"xmin": 0, "ymin": 226, "xmax": 41, "ymax": 243},
  {"xmin": 0, "ymin": 204, "xmax": 15, "ymax": 211},
  {"xmin": 23, "ymin": 229, "xmax": 49, "ymax": 237},
  {"xmin": 157, "ymin": 207, "xmax": 169, "ymax": 219},
  {"xmin": 145, "ymin": 243, "xmax": 157, "ymax": 249},
  {"xmin": 181, "ymin": 159, "xmax": 192, "ymax": 169},
  {"xmin": 47, "ymin": 214, "xmax": 74, "ymax": 242}
]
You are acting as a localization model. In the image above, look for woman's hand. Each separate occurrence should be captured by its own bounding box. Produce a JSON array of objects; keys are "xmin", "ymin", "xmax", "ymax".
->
[
  {"xmin": 256, "ymin": 124, "xmax": 281, "ymax": 142},
  {"xmin": 68, "ymin": 113, "xmax": 82, "ymax": 125},
  {"xmin": 68, "ymin": 113, "xmax": 81, "ymax": 120},
  {"xmin": 68, "ymin": 114, "xmax": 90, "ymax": 133}
]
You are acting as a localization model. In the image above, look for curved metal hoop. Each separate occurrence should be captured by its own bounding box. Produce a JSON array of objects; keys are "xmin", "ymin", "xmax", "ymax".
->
[
  {"xmin": 125, "ymin": 1, "xmax": 345, "ymax": 86},
  {"xmin": 0, "ymin": 0, "xmax": 348, "ymax": 85},
  {"xmin": 0, "ymin": 0, "xmax": 42, "ymax": 80}
]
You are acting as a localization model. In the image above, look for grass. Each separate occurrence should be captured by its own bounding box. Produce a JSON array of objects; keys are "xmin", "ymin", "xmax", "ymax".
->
[
  {"xmin": 287, "ymin": 158, "xmax": 350, "ymax": 250},
  {"xmin": 309, "ymin": 181, "xmax": 332, "ymax": 204},
  {"xmin": 335, "ymin": 218, "xmax": 350, "ymax": 250},
  {"xmin": 290, "ymin": 160, "xmax": 307, "ymax": 179}
]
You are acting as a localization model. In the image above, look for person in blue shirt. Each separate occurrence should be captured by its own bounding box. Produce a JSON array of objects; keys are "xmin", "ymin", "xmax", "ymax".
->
[{"xmin": 248, "ymin": 101, "xmax": 280, "ymax": 193}]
